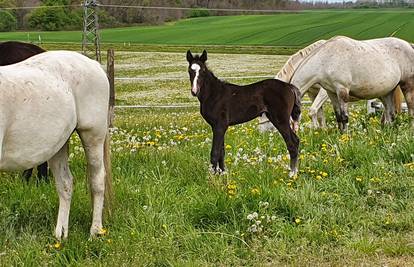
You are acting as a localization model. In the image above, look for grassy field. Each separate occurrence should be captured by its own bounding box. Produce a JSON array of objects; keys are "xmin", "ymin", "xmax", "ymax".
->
[
  {"xmin": 0, "ymin": 9, "xmax": 413, "ymax": 52},
  {"xmin": 1, "ymin": 51, "xmax": 414, "ymax": 265}
]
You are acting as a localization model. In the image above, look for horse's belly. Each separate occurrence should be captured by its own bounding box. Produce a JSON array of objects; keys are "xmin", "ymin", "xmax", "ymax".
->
[
  {"xmin": 349, "ymin": 78, "xmax": 399, "ymax": 99},
  {"xmin": 0, "ymin": 92, "xmax": 76, "ymax": 170}
]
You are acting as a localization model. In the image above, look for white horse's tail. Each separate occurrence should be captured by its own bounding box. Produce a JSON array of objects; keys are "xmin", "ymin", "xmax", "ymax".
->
[{"xmin": 103, "ymin": 110, "xmax": 113, "ymax": 216}]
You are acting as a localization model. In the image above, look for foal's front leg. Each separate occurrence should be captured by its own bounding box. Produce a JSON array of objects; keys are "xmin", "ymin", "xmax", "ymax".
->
[{"xmin": 210, "ymin": 126, "xmax": 227, "ymax": 173}]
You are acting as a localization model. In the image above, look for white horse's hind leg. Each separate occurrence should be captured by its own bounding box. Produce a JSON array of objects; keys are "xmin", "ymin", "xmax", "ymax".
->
[
  {"xmin": 77, "ymin": 129, "xmax": 106, "ymax": 237},
  {"xmin": 400, "ymin": 80, "xmax": 414, "ymax": 128},
  {"xmin": 49, "ymin": 142, "xmax": 73, "ymax": 240},
  {"xmin": 258, "ymin": 114, "xmax": 276, "ymax": 132}
]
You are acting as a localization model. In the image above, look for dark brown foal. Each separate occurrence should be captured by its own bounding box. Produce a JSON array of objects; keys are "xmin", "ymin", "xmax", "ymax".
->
[{"xmin": 186, "ymin": 50, "xmax": 301, "ymax": 177}]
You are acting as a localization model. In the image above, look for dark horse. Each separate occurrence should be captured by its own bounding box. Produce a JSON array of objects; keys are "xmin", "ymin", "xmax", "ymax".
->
[
  {"xmin": 0, "ymin": 41, "xmax": 48, "ymax": 181},
  {"xmin": 186, "ymin": 50, "xmax": 301, "ymax": 177}
]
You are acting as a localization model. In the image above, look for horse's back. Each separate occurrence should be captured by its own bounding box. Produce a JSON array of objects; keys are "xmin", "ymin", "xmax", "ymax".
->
[
  {"xmin": 0, "ymin": 51, "xmax": 109, "ymax": 170},
  {"xmin": 297, "ymin": 36, "xmax": 412, "ymax": 97},
  {"xmin": 16, "ymin": 51, "xmax": 109, "ymax": 130}
]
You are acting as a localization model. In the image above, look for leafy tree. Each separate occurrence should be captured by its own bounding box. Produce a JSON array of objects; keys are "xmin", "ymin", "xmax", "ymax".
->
[
  {"xmin": 0, "ymin": 0, "xmax": 16, "ymax": 9},
  {"xmin": 27, "ymin": 7, "xmax": 71, "ymax": 31},
  {"xmin": 0, "ymin": 10, "xmax": 17, "ymax": 31},
  {"xmin": 26, "ymin": 0, "xmax": 82, "ymax": 31}
]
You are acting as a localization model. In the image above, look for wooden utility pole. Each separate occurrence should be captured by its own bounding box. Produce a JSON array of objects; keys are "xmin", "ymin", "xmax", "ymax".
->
[{"xmin": 107, "ymin": 49, "xmax": 115, "ymax": 127}]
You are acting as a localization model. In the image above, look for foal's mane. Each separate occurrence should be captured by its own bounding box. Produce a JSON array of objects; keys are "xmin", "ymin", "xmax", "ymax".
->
[{"xmin": 275, "ymin": 39, "xmax": 327, "ymax": 82}]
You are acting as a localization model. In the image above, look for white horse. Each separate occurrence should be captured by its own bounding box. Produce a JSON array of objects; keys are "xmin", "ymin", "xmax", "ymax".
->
[
  {"xmin": 259, "ymin": 38, "xmax": 405, "ymax": 131},
  {"xmin": 0, "ymin": 51, "xmax": 112, "ymax": 239},
  {"xmin": 289, "ymin": 36, "xmax": 414, "ymax": 132}
]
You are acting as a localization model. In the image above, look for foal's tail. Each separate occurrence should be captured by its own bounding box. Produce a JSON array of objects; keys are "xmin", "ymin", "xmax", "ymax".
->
[
  {"xmin": 290, "ymin": 85, "xmax": 302, "ymax": 122},
  {"xmin": 103, "ymin": 113, "xmax": 113, "ymax": 216}
]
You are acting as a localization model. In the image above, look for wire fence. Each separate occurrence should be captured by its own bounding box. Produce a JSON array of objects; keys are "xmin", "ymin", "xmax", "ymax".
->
[{"xmin": 115, "ymin": 75, "xmax": 274, "ymax": 82}]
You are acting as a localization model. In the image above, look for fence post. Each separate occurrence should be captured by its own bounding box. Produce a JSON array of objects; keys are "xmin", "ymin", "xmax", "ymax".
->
[{"xmin": 107, "ymin": 48, "xmax": 115, "ymax": 127}]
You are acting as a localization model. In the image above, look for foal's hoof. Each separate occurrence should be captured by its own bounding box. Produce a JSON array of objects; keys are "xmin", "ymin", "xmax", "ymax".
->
[
  {"xmin": 209, "ymin": 166, "xmax": 226, "ymax": 175},
  {"xmin": 288, "ymin": 169, "xmax": 298, "ymax": 178}
]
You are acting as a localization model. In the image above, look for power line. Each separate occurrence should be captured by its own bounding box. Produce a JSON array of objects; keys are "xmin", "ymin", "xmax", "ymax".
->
[
  {"xmin": 0, "ymin": 3, "xmax": 301, "ymax": 13},
  {"xmin": 0, "ymin": 4, "xmax": 81, "ymax": 10},
  {"xmin": 97, "ymin": 4, "xmax": 300, "ymax": 13}
]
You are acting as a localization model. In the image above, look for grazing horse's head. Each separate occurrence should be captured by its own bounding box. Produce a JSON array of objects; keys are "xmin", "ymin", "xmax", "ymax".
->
[{"xmin": 186, "ymin": 50, "xmax": 208, "ymax": 96}]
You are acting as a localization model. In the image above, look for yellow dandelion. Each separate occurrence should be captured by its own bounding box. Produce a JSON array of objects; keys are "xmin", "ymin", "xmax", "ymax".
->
[
  {"xmin": 53, "ymin": 242, "xmax": 61, "ymax": 249},
  {"xmin": 98, "ymin": 228, "xmax": 108, "ymax": 236},
  {"xmin": 225, "ymin": 144, "xmax": 232, "ymax": 149},
  {"xmin": 227, "ymin": 189, "xmax": 236, "ymax": 197},
  {"xmin": 355, "ymin": 176, "xmax": 363, "ymax": 182},
  {"xmin": 321, "ymin": 172, "xmax": 328, "ymax": 177},
  {"xmin": 251, "ymin": 187, "xmax": 260, "ymax": 195},
  {"xmin": 316, "ymin": 175, "xmax": 322, "ymax": 180},
  {"xmin": 295, "ymin": 218, "xmax": 301, "ymax": 224}
]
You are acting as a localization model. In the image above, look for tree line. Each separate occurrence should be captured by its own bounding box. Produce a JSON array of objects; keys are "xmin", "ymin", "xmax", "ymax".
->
[{"xmin": 0, "ymin": 0, "xmax": 412, "ymax": 32}]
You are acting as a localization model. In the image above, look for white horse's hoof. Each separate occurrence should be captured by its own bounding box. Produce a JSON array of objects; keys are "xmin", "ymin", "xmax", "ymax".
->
[
  {"xmin": 90, "ymin": 225, "xmax": 105, "ymax": 237},
  {"xmin": 54, "ymin": 225, "xmax": 68, "ymax": 241}
]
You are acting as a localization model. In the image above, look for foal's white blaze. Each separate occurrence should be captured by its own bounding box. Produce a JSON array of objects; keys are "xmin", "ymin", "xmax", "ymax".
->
[{"xmin": 191, "ymin": 63, "xmax": 201, "ymax": 95}]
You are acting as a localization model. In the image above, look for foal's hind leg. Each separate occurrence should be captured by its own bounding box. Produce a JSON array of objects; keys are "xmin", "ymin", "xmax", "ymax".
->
[
  {"xmin": 77, "ymin": 128, "xmax": 106, "ymax": 236},
  {"xmin": 266, "ymin": 112, "xmax": 300, "ymax": 177},
  {"xmin": 49, "ymin": 142, "xmax": 73, "ymax": 240}
]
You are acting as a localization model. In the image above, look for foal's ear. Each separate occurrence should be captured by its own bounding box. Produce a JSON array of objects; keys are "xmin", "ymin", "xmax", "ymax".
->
[
  {"xmin": 200, "ymin": 50, "xmax": 208, "ymax": 62},
  {"xmin": 186, "ymin": 50, "xmax": 193, "ymax": 63}
]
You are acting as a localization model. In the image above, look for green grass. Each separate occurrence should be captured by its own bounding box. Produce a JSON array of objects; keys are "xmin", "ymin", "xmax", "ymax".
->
[
  {"xmin": 1, "ymin": 51, "xmax": 414, "ymax": 265},
  {"xmin": 0, "ymin": 10, "xmax": 413, "ymax": 53}
]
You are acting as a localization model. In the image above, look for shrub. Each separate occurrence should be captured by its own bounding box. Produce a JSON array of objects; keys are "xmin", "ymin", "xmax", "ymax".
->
[{"xmin": 188, "ymin": 8, "xmax": 210, "ymax": 18}]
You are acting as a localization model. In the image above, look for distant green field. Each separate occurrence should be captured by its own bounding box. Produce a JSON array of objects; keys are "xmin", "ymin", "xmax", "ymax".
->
[{"xmin": 0, "ymin": 10, "xmax": 413, "ymax": 49}]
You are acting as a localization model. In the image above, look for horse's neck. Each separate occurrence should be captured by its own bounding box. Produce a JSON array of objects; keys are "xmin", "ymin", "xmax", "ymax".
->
[
  {"xmin": 199, "ymin": 71, "xmax": 226, "ymax": 101},
  {"xmin": 276, "ymin": 40, "xmax": 327, "ymax": 82},
  {"xmin": 291, "ymin": 68, "xmax": 319, "ymax": 97}
]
